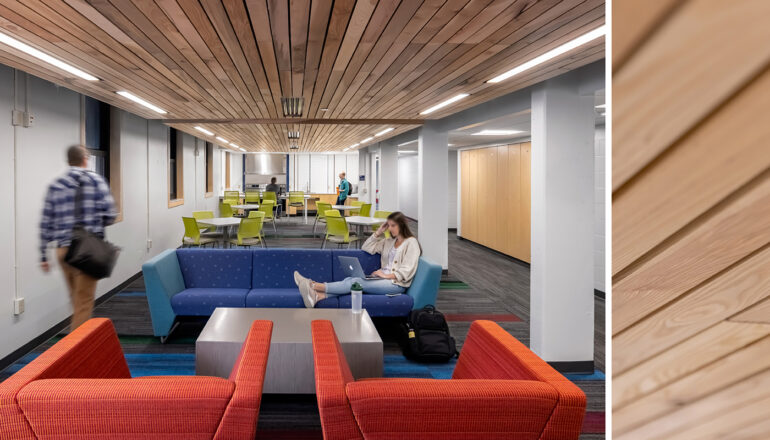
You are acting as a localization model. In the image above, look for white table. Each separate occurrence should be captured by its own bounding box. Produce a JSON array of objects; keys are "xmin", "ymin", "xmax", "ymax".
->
[
  {"xmin": 230, "ymin": 204, "xmax": 260, "ymax": 214},
  {"xmin": 281, "ymin": 195, "xmax": 315, "ymax": 224},
  {"xmin": 196, "ymin": 308, "xmax": 383, "ymax": 394},
  {"xmin": 197, "ymin": 217, "xmax": 242, "ymax": 246},
  {"xmin": 345, "ymin": 216, "xmax": 385, "ymax": 247}
]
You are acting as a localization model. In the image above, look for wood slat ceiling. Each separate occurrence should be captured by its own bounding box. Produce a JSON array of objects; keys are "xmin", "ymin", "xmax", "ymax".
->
[
  {"xmin": 0, "ymin": 0, "xmax": 603, "ymax": 152},
  {"xmin": 613, "ymin": 0, "xmax": 770, "ymax": 438}
]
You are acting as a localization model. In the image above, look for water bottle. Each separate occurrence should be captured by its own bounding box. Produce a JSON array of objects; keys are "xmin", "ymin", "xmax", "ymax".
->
[{"xmin": 350, "ymin": 282, "xmax": 363, "ymax": 314}]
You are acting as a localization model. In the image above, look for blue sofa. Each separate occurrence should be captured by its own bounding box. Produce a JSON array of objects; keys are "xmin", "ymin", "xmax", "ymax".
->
[{"xmin": 142, "ymin": 248, "xmax": 442, "ymax": 338}]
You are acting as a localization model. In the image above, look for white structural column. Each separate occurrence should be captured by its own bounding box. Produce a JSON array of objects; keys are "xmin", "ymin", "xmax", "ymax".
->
[
  {"xmin": 378, "ymin": 142, "xmax": 399, "ymax": 211},
  {"xmin": 418, "ymin": 122, "xmax": 449, "ymax": 269},
  {"xmin": 358, "ymin": 149, "xmax": 369, "ymax": 203},
  {"xmin": 530, "ymin": 75, "xmax": 595, "ymax": 368}
]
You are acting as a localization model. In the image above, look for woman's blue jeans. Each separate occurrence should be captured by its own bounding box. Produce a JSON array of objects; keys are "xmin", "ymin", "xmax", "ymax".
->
[{"xmin": 325, "ymin": 277, "xmax": 405, "ymax": 296}]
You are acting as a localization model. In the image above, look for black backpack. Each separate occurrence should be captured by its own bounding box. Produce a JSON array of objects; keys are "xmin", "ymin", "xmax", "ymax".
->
[{"xmin": 403, "ymin": 305, "xmax": 458, "ymax": 363}]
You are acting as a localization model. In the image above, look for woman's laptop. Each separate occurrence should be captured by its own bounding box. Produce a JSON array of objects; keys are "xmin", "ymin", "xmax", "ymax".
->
[{"xmin": 338, "ymin": 256, "xmax": 381, "ymax": 280}]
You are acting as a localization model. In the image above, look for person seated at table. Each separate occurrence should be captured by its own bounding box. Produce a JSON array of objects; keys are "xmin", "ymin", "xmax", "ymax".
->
[
  {"xmin": 265, "ymin": 177, "xmax": 284, "ymax": 213},
  {"xmin": 294, "ymin": 212, "xmax": 421, "ymax": 307}
]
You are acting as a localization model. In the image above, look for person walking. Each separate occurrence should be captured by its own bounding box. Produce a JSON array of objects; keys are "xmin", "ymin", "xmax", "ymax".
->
[
  {"xmin": 336, "ymin": 172, "xmax": 350, "ymax": 206},
  {"xmin": 40, "ymin": 145, "xmax": 117, "ymax": 331}
]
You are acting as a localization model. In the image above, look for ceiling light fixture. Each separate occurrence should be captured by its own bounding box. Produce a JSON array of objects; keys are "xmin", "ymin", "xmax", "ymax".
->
[
  {"xmin": 215, "ymin": 136, "xmax": 229, "ymax": 144},
  {"xmin": 320, "ymin": 108, "xmax": 329, "ymax": 112},
  {"xmin": 375, "ymin": 128, "xmax": 394, "ymax": 137},
  {"xmin": 472, "ymin": 130, "xmax": 524, "ymax": 136},
  {"xmin": 290, "ymin": 145, "xmax": 299, "ymax": 150},
  {"xmin": 288, "ymin": 131, "xmax": 300, "ymax": 140},
  {"xmin": 596, "ymin": 104, "xmax": 606, "ymax": 109},
  {"xmin": 116, "ymin": 91, "xmax": 167, "ymax": 114},
  {"xmin": 360, "ymin": 137, "xmax": 374, "ymax": 144},
  {"xmin": 0, "ymin": 31, "xmax": 99, "ymax": 81},
  {"xmin": 487, "ymin": 25, "xmax": 606, "ymax": 83},
  {"xmin": 420, "ymin": 93, "xmax": 469, "ymax": 115},
  {"xmin": 194, "ymin": 126, "xmax": 214, "ymax": 136},
  {"xmin": 281, "ymin": 97, "xmax": 304, "ymax": 117},
  {"xmin": 398, "ymin": 140, "xmax": 417, "ymax": 147}
]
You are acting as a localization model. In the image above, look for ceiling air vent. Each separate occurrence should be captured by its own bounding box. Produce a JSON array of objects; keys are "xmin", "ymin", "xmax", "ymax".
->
[
  {"xmin": 281, "ymin": 97, "xmax": 304, "ymax": 117},
  {"xmin": 288, "ymin": 131, "xmax": 300, "ymax": 140},
  {"xmin": 289, "ymin": 145, "xmax": 299, "ymax": 150}
]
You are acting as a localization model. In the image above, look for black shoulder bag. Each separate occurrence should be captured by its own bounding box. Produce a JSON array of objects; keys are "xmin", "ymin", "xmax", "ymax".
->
[{"xmin": 64, "ymin": 173, "xmax": 120, "ymax": 279}]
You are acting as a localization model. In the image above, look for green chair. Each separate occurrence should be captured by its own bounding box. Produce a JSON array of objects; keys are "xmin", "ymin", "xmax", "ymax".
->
[
  {"xmin": 182, "ymin": 217, "xmax": 217, "ymax": 247},
  {"xmin": 258, "ymin": 200, "xmax": 277, "ymax": 234},
  {"xmin": 230, "ymin": 214, "xmax": 265, "ymax": 248},
  {"xmin": 322, "ymin": 210, "xmax": 358, "ymax": 249},
  {"xmin": 262, "ymin": 191, "xmax": 277, "ymax": 203},
  {"xmin": 358, "ymin": 203, "xmax": 372, "ymax": 217},
  {"xmin": 223, "ymin": 190, "xmax": 240, "ymax": 205},
  {"xmin": 313, "ymin": 201, "xmax": 333, "ymax": 237},
  {"xmin": 289, "ymin": 191, "xmax": 305, "ymax": 219},
  {"xmin": 192, "ymin": 211, "xmax": 221, "ymax": 237},
  {"xmin": 349, "ymin": 200, "xmax": 364, "ymax": 216},
  {"xmin": 373, "ymin": 210, "xmax": 392, "ymax": 238},
  {"xmin": 220, "ymin": 203, "xmax": 234, "ymax": 218},
  {"xmin": 244, "ymin": 190, "xmax": 260, "ymax": 204}
]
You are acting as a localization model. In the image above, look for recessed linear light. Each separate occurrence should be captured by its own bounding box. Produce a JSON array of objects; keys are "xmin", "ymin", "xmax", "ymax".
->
[
  {"xmin": 596, "ymin": 104, "xmax": 606, "ymax": 109},
  {"xmin": 375, "ymin": 128, "xmax": 394, "ymax": 137},
  {"xmin": 346, "ymin": 143, "xmax": 360, "ymax": 151},
  {"xmin": 320, "ymin": 108, "xmax": 329, "ymax": 112},
  {"xmin": 116, "ymin": 91, "xmax": 167, "ymax": 114},
  {"xmin": 487, "ymin": 25, "xmax": 606, "ymax": 84},
  {"xmin": 398, "ymin": 140, "xmax": 417, "ymax": 147},
  {"xmin": 215, "ymin": 136, "xmax": 229, "ymax": 144},
  {"xmin": 194, "ymin": 126, "xmax": 214, "ymax": 136},
  {"xmin": 360, "ymin": 137, "xmax": 374, "ymax": 144},
  {"xmin": 472, "ymin": 130, "xmax": 524, "ymax": 136},
  {"xmin": 420, "ymin": 94, "xmax": 469, "ymax": 115},
  {"xmin": 0, "ymin": 31, "xmax": 99, "ymax": 81}
]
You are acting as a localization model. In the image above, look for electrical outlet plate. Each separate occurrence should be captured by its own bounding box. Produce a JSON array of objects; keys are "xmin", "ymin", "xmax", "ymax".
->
[{"xmin": 13, "ymin": 297, "xmax": 24, "ymax": 315}]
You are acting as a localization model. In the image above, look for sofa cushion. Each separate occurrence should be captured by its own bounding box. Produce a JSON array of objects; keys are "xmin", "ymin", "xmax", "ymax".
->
[
  {"xmin": 252, "ymin": 249, "xmax": 333, "ymax": 288},
  {"xmin": 176, "ymin": 249, "xmax": 253, "ymax": 289},
  {"xmin": 245, "ymin": 288, "xmax": 304, "ymax": 308},
  {"xmin": 331, "ymin": 250, "xmax": 381, "ymax": 281},
  {"xmin": 338, "ymin": 294, "xmax": 413, "ymax": 317},
  {"xmin": 315, "ymin": 296, "xmax": 339, "ymax": 308},
  {"xmin": 170, "ymin": 288, "xmax": 249, "ymax": 315}
]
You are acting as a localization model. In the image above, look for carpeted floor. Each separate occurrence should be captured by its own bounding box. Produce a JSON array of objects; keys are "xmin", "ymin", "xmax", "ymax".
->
[{"xmin": 0, "ymin": 216, "xmax": 605, "ymax": 439}]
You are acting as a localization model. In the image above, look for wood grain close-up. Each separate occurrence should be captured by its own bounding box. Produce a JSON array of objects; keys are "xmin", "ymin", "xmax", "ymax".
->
[{"xmin": 612, "ymin": 0, "xmax": 770, "ymax": 438}]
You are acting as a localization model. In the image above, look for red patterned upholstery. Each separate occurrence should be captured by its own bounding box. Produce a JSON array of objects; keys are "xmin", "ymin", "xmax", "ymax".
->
[
  {"xmin": 311, "ymin": 320, "xmax": 586, "ymax": 440},
  {"xmin": 453, "ymin": 321, "xmax": 587, "ymax": 440},
  {"xmin": 311, "ymin": 320, "xmax": 364, "ymax": 440},
  {"xmin": 0, "ymin": 318, "xmax": 272, "ymax": 440}
]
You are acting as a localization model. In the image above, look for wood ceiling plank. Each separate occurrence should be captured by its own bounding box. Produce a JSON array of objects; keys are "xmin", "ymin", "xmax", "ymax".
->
[
  {"xmin": 244, "ymin": 0, "xmax": 284, "ymax": 114},
  {"xmin": 613, "ymin": 173, "xmax": 770, "ymax": 335},
  {"xmin": 611, "ymin": 0, "xmax": 681, "ymax": 70},
  {"xmin": 613, "ymin": 62, "xmax": 770, "ymax": 277},
  {"xmin": 289, "ymin": 0, "xmax": 309, "ymax": 100},
  {"xmin": 613, "ymin": 245, "xmax": 770, "ymax": 375},
  {"xmin": 615, "ymin": 334, "xmax": 770, "ymax": 436},
  {"xmin": 666, "ymin": 394, "xmax": 770, "ymax": 440},
  {"xmin": 616, "ymin": 368, "xmax": 770, "ymax": 440},
  {"xmin": 305, "ymin": 0, "xmax": 355, "ymax": 117},
  {"xmin": 727, "ymin": 417, "xmax": 770, "ymax": 440},
  {"xmin": 731, "ymin": 297, "xmax": 770, "ymax": 324},
  {"xmin": 301, "ymin": 0, "xmax": 333, "ymax": 118},
  {"xmin": 613, "ymin": 0, "xmax": 770, "ymax": 191},
  {"xmin": 267, "ymin": 0, "xmax": 292, "ymax": 99},
  {"xmin": 370, "ymin": 1, "xmax": 603, "ymax": 119}
]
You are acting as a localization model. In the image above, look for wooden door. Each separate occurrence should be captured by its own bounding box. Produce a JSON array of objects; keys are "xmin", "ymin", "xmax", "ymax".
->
[
  {"xmin": 508, "ymin": 144, "xmax": 522, "ymax": 258},
  {"xmin": 520, "ymin": 142, "xmax": 531, "ymax": 263}
]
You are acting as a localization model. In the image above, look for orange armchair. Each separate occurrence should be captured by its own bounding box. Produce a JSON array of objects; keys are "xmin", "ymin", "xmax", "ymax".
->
[
  {"xmin": 0, "ymin": 318, "xmax": 272, "ymax": 440},
  {"xmin": 311, "ymin": 320, "xmax": 586, "ymax": 440}
]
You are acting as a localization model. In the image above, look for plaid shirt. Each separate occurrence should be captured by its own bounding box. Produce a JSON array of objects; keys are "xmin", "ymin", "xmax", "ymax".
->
[{"xmin": 39, "ymin": 167, "xmax": 117, "ymax": 262}]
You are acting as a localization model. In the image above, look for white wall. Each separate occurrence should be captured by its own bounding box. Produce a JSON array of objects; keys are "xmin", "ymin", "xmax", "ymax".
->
[
  {"xmin": 594, "ymin": 125, "xmax": 606, "ymax": 292},
  {"xmin": 288, "ymin": 153, "xmax": 358, "ymax": 194},
  {"xmin": 0, "ymin": 66, "xmax": 224, "ymax": 361},
  {"xmin": 397, "ymin": 154, "xmax": 418, "ymax": 219},
  {"xmin": 447, "ymin": 150, "xmax": 458, "ymax": 229}
]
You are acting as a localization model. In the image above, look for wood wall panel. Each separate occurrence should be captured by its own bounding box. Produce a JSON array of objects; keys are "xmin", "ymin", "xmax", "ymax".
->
[
  {"xmin": 613, "ymin": 1, "xmax": 770, "ymax": 437},
  {"xmin": 460, "ymin": 143, "xmax": 530, "ymax": 262}
]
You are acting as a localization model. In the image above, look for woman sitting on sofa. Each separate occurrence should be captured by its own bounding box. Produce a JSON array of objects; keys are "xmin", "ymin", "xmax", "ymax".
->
[{"xmin": 294, "ymin": 211, "xmax": 421, "ymax": 308}]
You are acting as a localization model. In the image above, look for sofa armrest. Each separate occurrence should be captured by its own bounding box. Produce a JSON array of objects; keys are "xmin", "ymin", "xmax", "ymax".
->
[
  {"xmin": 311, "ymin": 320, "xmax": 363, "ymax": 440},
  {"xmin": 0, "ymin": 319, "xmax": 130, "ymax": 439},
  {"xmin": 453, "ymin": 321, "xmax": 586, "ymax": 440},
  {"xmin": 346, "ymin": 378, "xmax": 560, "ymax": 438},
  {"xmin": 405, "ymin": 257, "xmax": 442, "ymax": 309},
  {"xmin": 142, "ymin": 249, "xmax": 186, "ymax": 337},
  {"xmin": 213, "ymin": 320, "xmax": 273, "ymax": 440},
  {"xmin": 16, "ymin": 376, "xmax": 233, "ymax": 437}
]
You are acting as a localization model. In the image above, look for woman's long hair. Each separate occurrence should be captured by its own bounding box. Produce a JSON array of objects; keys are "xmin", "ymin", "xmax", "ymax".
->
[{"xmin": 387, "ymin": 211, "xmax": 421, "ymax": 254}]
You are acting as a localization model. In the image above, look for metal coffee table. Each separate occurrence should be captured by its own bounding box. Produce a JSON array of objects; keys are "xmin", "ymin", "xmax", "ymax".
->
[{"xmin": 196, "ymin": 308, "xmax": 383, "ymax": 394}]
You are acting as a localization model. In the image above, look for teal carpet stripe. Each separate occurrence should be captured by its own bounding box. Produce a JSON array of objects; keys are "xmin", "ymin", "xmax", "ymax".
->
[{"xmin": 564, "ymin": 370, "xmax": 605, "ymax": 381}]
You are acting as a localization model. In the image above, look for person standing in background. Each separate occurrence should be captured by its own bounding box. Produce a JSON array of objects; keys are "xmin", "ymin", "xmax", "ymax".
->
[
  {"xmin": 337, "ymin": 172, "xmax": 349, "ymax": 206},
  {"xmin": 39, "ymin": 145, "xmax": 117, "ymax": 331}
]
